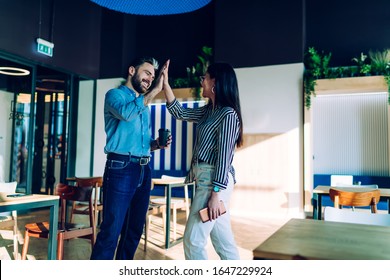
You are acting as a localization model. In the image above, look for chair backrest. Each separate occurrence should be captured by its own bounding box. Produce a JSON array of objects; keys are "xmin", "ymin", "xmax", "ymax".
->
[
  {"xmin": 56, "ymin": 183, "xmax": 94, "ymax": 201},
  {"xmin": 75, "ymin": 176, "xmax": 103, "ymax": 204},
  {"xmin": 75, "ymin": 177, "xmax": 103, "ymax": 187},
  {"xmin": 55, "ymin": 183, "xmax": 94, "ymax": 228},
  {"xmin": 329, "ymin": 187, "xmax": 381, "ymax": 213},
  {"xmin": 324, "ymin": 206, "xmax": 390, "ymax": 226},
  {"xmin": 161, "ymin": 175, "xmax": 186, "ymax": 181},
  {"xmin": 160, "ymin": 175, "xmax": 188, "ymax": 200}
]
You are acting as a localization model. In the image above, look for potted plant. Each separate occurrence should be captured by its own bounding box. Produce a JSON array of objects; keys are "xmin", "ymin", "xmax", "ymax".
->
[
  {"xmin": 351, "ymin": 52, "xmax": 371, "ymax": 76},
  {"xmin": 172, "ymin": 46, "xmax": 213, "ymax": 99},
  {"xmin": 303, "ymin": 47, "xmax": 390, "ymax": 108},
  {"xmin": 303, "ymin": 47, "xmax": 332, "ymax": 108},
  {"xmin": 369, "ymin": 49, "xmax": 390, "ymax": 75}
]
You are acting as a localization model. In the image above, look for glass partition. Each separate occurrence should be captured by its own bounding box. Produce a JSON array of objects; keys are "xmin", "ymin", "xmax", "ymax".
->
[
  {"xmin": 0, "ymin": 55, "xmax": 75, "ymax": 194},
  {"xmin": 0, "ymin": 57, "xmax": 33, "ymax": 193},
  {"xmin": 32, "ymin": 77, "xmax": 70, "ymax": 194}
]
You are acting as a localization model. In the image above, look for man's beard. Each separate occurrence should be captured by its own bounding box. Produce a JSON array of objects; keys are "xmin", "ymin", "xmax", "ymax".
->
[{"xmin": 131, "ymin": 73, "xmax": 148, "ymax": 94}]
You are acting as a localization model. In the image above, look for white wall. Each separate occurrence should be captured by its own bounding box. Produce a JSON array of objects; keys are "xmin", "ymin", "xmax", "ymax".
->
[
  {"xmin": 93, "ymin": 78, "xmax": 124, "ymax": 177},
  {"xmin": 236, "ymin": 63, "xmax": 303, "ymax": 134},
  {"xmin": 76, "ymin": 78, "xmax": 123, "ymax": 177},
  {"xmin": 232, "ymin": 63, "xmax": 304, "ymax": 219},
  {"xmin": 71, "ymin": 77, "xmax": 126, "ymax": 178},
  {"xmin": 75, "ymin": 80, "xmax": 94, "ymax": 177}
]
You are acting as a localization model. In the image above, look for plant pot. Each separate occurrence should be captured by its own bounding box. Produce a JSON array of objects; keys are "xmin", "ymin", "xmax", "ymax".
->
[
  {"xmin": 154, "ymin": 87, "xmax": 203, "ymax": 102},
  {"xmin": 314, "ymin": 76, "xmax": 388, "ymax": 95}
]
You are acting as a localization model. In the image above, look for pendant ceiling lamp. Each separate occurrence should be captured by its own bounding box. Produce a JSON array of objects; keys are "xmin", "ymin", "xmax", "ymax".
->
[
  {"xmin": 90, "ymin": 0, "xmax": 212, "ymax": 15},
  {"xmin": 0, "ymin": 67, "xmax": 30, "ymax": 76}
]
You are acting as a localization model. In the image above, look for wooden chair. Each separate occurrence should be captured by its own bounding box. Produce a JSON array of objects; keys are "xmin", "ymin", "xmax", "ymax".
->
[
  {"xmin": 0, "ymin": 181, "xmax": 19, "ymax": 259},
  {"xmin": 21, "ymin": 183, "xmax": 95, "ymax": 260},
  {"xmin": 324, "ymin": 206, "xmax": 390, "ymax": 226},
  {"xmin": 331, "ymin": 184, "xmax": 378, "ymax": 211},
  {"xmin": 148, "ymin": 175, "xmax": 190, "ymax": 241},
  {"xmin": 70, "ymin": 176, "xmax": 103, "ymax": 239},
  {"xmin": 329, "ymin": 187, "xmax": 381, "ymax": 213}
]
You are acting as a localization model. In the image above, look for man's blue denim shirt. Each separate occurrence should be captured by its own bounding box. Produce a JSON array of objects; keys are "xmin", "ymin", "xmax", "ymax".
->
[{"xmin": 104, "ymin": 85, "xmax": 153, "ymax": 157}]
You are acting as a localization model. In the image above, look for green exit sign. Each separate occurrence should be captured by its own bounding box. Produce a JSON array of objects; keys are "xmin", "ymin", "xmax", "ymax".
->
[{"xmin": 36, "ymin": 38, "xmax": 54, "ymax": 57}]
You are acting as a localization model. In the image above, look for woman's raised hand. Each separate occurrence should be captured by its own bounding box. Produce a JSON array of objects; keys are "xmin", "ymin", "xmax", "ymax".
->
[
  {"xmin": 162, "ymin": 59, "xmax": 175, "ymax": 103},
  {"xmin": 162, "ymin": 59, "xmax": 170, "ymax": 84}
]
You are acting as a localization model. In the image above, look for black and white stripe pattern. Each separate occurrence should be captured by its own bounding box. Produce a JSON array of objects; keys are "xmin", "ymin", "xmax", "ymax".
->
[
  {"xmin": 167, "ymin": 99, "xmax": 240, "ymax": 189},
  {"xmin": 150, "ymin": 100, "xmax": 205, "ymax": 172}
]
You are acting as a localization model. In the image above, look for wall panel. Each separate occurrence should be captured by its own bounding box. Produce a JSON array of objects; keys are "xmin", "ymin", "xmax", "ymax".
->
[{"xmin": 312, "ymin": 92, "xmax": 389, "ymax": 176}]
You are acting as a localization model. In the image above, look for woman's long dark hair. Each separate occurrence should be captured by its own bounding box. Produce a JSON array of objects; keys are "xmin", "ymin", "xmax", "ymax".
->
[{"xmin": 207, "ymin": 62, "xmax": 243, "ymax": 147}]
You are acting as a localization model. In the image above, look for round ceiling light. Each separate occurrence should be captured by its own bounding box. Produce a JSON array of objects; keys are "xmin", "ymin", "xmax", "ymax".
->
[
  {"xmin": 90, "ymin": 0, "xmax": 212, "ymax": 15},
  {"xmin": 0, "ymin": 67, "xmax": 30, "ymax": 76}
]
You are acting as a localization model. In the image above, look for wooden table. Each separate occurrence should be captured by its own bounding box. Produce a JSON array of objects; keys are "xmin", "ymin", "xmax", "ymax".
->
[
  {"xmin": 312, "ymin": 186, "xmax": 390, "ymax": 220},
  {"xmin": 151, "ymin": 178, "xmax": 195, "ymax": 249},
  {"xmin": 253, "ymin": 218, "xmax": 390, "ymax": 260},
  {"xmin": 0, "ymin": 194, "xmax": 59, "ymax": 260}
]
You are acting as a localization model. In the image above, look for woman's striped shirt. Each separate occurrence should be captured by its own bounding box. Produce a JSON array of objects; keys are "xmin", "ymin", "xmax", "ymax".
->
[{"xmin": 167, "ymin": 99, "xmax": 240, "ymax": 190}]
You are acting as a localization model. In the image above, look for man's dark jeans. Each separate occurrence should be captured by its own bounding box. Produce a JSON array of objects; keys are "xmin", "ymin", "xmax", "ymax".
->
[{"xmin": 90, "ymin": 157, "xmax": 151, "ymax": 260}]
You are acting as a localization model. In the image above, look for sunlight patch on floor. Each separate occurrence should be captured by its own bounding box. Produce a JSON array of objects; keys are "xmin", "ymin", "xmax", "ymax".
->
[{"xmin": 0, "ymin": 246, "xmax": 11, "ymax": 260}]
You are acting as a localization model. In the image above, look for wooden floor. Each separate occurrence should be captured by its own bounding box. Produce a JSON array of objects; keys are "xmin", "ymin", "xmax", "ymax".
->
[{"xmin": 0, "ymin": 208, "xmax": 291, "ymax": 260}]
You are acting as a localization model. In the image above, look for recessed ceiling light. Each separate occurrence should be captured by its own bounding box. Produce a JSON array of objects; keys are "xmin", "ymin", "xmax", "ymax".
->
[{"xmin": 0, "ymin": 67, "xmax": 30, "ymax": 76}]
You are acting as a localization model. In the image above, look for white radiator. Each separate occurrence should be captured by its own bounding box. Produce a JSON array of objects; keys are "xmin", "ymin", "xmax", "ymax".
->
[{"xmin": 312, "ymin": 92, "xmax": 389, "ymax": 176}]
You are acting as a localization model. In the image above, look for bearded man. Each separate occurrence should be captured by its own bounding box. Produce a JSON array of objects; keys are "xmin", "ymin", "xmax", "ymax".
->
[{"xmin": 91, "ymin": 57, "xmax": 170, "ymax": 260}]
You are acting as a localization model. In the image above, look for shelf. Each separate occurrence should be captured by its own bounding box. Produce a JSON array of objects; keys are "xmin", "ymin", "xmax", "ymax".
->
[{"xmin": 314, "ymin": 76, "xmax": 388, "ymax": 95}]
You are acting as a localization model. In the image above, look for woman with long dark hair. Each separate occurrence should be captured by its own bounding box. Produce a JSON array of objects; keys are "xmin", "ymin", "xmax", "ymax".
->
[{"xmin": 162, "ymin": 60, "xmax": 243, "ymax": 260}]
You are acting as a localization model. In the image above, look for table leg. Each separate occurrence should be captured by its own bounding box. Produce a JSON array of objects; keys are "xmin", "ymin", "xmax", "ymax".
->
[
  {"xmin": 317, "ymin": 194, "xmax": 323, "ymax": 220},
  {"xmin": 47, "ymin": 200, "xmax": 59, "ymax": 260},
  {"xmin": 190, "ymin": 182, "xmax": 195, "ymax": 203},
  {"xmin": 312, "ymin": 193, "xmax": 318, "ymax": 220},
  {"xmin": 165, "ymin": 185, "xmax": 172, "ymax": 249},
  {"xmin": 388, "ymin": 198, "xmax": 390, "ymax": 214}
]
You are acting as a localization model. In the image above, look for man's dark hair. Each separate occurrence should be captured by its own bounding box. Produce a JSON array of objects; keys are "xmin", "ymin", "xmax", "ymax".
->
[{"xmin": 131, "ymin": 57, "xmax": 159, "ymax": 71}]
